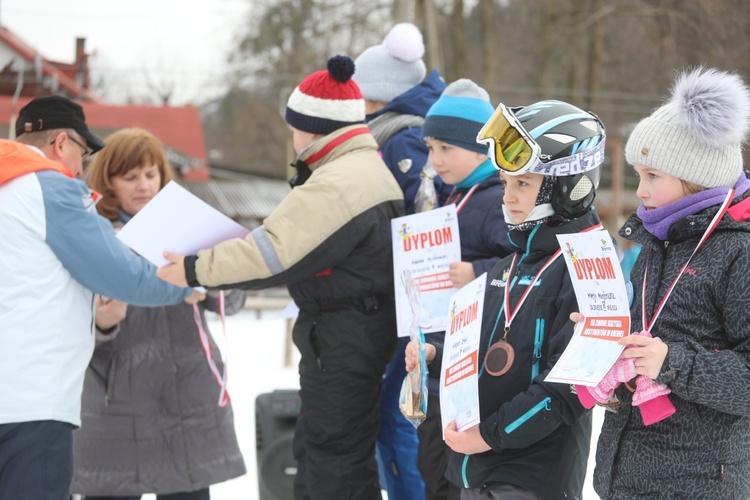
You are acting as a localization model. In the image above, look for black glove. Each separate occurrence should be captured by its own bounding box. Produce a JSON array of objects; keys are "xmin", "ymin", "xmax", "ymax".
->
[{"xmin": 289, "ymin": 159, "xmax": 312, "ymax": 188}]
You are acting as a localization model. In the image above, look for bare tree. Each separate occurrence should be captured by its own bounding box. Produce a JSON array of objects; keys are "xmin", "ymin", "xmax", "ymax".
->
[{"xmin": 204, "ymin": 0, "xmax": 750, "ymax": 179}]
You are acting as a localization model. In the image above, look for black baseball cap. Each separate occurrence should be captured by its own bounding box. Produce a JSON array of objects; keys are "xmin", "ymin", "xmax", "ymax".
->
[{"xmin": 16, "ymin": 95, "xmax": 106, "ymax": 153}]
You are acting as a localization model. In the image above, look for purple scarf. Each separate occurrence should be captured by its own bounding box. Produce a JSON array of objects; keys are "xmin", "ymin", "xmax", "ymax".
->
[{"xmin": 637, "ymin": 175, "xmax": 750, "ymax": 240}]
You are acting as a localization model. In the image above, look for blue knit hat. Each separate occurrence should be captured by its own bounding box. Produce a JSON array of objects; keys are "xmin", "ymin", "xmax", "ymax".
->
[{"xmin": 422, "ymin": 79, "xmax": 494, "ymax": 154}]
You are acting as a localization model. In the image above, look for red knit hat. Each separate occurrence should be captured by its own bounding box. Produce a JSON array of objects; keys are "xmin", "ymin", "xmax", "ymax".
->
[{"xmin": 285, "ymin": 55, "xmax": 365, "ymax": 135}]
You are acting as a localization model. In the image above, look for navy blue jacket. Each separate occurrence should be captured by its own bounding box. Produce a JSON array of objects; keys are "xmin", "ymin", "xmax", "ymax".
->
[
  {"xmin": 446, "ymin": 175, "xmax": 512, "ymax": 278},
  {"xmin": 367, "ymin": 70, "xmax": 451, "ymax": 214}
]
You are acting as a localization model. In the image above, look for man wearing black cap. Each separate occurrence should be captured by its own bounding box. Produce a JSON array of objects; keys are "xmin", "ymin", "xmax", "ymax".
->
[{"xmin": 0, "ymin": 95, "xmax": 200, "ymax": 499}]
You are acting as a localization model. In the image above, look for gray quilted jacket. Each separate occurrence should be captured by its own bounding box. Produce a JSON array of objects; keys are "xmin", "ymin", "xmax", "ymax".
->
[
  {"xmin": 594, "ymin": 194, "xmax": 750, "ymax": 499},
  {"xmin": 71, "ymin": 289, "xmax": 247, "ymax": 496}
]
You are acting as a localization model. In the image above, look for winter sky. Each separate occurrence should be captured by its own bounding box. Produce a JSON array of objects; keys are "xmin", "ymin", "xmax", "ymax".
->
[{"xmin": 1, "ymin": 0, "xmax": 249, "ymax": 104}]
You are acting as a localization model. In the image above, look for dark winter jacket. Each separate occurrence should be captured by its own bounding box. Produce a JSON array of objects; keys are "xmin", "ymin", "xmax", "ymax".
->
[
  {"xmin": 184, "ymin": 122, "xmax": 403, "ymax": 366},
  {"xmin": 367, "ymin": 70, "xmax": 451, "ymax": 213},
  {"xmin": 71, "ymin": 289, "xmax": 247, "ymax": 495},
  {"xmin": 434, "ymin": 209, "xmax": 601, "ymax": 499},
  {"xmin": 425, "ymin": 175, "xmax": 513, "ymax": 393},
  {"xmin": 446, "ymin": 175, "xmax": 512, "ymax": 278},
  {"xmin": 594, "ymin": 194, "xmax": 750, "ymax": 499},
  {"xmin": 186, "ymin": 125, "xmax": 403, "ymax": 300}
]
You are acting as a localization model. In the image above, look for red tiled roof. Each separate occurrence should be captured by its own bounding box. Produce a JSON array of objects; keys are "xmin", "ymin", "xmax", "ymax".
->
[
  {"xmin": 0, "ymin": 96, "xmax": 205, "ymax": 158},
  {"xmin": 0, "ymin": 26, "xmax": 102, "ymax": 103},
  {"xmin": 0, "ymin": 95, "xmax": 210, "ymax": 180},
  {"xmin": 0, "ymin": 25, "xmax": 210, "ymax": 181},
  {"xmin": 83, "ymin": 103, "xmax": 207, "ymax": 161}
]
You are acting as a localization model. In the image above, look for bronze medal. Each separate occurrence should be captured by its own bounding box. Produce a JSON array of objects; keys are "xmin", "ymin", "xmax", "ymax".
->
[
  {"xmin": 487, "ymin": 251, "xmax": 563, "ymax": 378},
  {"xmin": 484, "ymin": 339, "xmax": 515, "ymax": 376}
]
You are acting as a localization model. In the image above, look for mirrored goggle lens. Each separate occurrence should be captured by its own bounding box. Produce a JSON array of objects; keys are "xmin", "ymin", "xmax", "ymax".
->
[{"xmin": 477, "ymin": 105, "xmax": 539, "ymax": 174}]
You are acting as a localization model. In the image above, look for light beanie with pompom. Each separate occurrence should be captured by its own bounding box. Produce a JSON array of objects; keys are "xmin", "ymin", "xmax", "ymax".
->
[
  {"xmin": 625, "ymin": 67, "xmax": 750, "ymax": 188},
  {"xmin": 353, "ymin": 23, "xmax": 427, "ymax": 103}
]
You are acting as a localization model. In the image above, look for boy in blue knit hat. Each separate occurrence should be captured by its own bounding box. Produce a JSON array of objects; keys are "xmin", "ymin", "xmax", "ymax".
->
[
  {"xmin": 354, "ymin": 23, "xmax": 446, "ymax": 500},
  {"xmin": 413, "ymin": 78, "xmax": 513, "ymax": 500}
]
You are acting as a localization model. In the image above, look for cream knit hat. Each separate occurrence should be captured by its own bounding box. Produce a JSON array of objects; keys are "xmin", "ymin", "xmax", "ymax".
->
[{"xmin": 625, "ymin": 67, "xmax": 750, "ymax": 188}]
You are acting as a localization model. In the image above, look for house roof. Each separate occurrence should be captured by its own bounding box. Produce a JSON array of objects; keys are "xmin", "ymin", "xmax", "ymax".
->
[
  {"xmin": 0, "ymin": 95, "xmax": 210, "ymax": 180},
  {"xmin": 0, "ymin": 26, "xmax": 101, "ymax": 103},
  {"xmin": 0, "ymin": 25, "xmax": 209, "ymax": 180}
]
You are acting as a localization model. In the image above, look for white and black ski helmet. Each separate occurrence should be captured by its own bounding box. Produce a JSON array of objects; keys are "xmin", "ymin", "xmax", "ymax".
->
[{"xmin": 513, "ymin": 100, "xmax": 606, "ymax": 218}]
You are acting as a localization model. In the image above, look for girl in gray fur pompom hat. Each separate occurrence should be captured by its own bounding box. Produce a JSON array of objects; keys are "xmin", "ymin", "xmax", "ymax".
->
[
  {"xmin": 626, "ymin": 67, "xmax": 750, "ymax": 189},
  {"xmin": 592, "ymin": 67, "xmax": 750, "ymax": 499}
]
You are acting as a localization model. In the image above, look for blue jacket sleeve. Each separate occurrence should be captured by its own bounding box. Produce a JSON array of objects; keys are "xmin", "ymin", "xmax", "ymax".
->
[
  {"xmin": 39, "ymin": 172, "xmax": 191, "ymax": 306},
  {"xmin": 381, "ymin": 129, "xmax": 426, "ymax": 215}
]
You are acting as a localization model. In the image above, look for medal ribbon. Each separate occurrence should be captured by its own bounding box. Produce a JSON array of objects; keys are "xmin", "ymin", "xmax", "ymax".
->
[
  {"xmin": 447, "ymin": 184, "xmax": 480, "ymax": 215},
  {"xmin": 641, "ymin": 190, "xmax": 734, "ymax": 333},
  {"xmin": 192, "ymin": 290, "xmax": 231, "ymax": 407}
]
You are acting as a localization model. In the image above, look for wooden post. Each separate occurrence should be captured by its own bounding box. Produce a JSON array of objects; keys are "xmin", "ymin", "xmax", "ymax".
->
[
  {"xmin": 420, "ymin": 0, "xmax": 443, "ymax": 76},
  {"xmin": 609, "ymin": 138, "xmax": 625, "ymax": 244}
]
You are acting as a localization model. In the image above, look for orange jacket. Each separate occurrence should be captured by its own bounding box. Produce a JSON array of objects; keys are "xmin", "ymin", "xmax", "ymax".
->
[{"xmin": 0, "ymin": 139, "xmax": 72, "ymax": 186}]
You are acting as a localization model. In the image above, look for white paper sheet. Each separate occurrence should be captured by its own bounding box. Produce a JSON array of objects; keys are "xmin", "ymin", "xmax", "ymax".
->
[
  {"xmin": 545, "ymin": 231, "xmax": 631, "ymax": 386},
  {"xmin": 439, "ymin": 273, "xmax": 486, "ymax": 438},
  {"xmin": 392, "ymin": 205, "xmax": 462, "ymax": 337},
  {"xmin": 116, "ymin": 181, "xmax": 250, "ymax": 266},
  {"xmin": 275, "ymin": 300, "xmax": 300, "ymax": 319}
]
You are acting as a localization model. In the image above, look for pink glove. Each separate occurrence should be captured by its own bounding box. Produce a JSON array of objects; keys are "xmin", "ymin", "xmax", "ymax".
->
[
  {"xmin": 630, "ymin": 333, "xmax": 675, "ymax": 425},
  {"xmin": 575, "ymin": 384, "xmax": 598, "ymax": 409},
  {"xmin": 632, "ymin": 376, "xmax": 675, "ymax": 425},
  {"xmin": 575, "ymin": 358, "xmax": 638, "ymax": 409}
]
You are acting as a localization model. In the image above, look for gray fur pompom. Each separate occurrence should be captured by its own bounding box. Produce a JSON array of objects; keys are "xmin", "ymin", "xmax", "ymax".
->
[{"xmin": 669, "ymin": 67, "xmax": 750, "ymax": 147}]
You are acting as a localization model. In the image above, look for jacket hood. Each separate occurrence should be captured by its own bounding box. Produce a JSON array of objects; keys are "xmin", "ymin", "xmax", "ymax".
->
[
  {"xmin": 509, "ymin": 209, "xmax": 602, "ymax": 258},
  {"xmin": 0, "ymin": 139, "xmax": 72, "ymax": 186},
  {"xmin": 369, "ymin": 70, "xmax": 445, "ymax": 119}
]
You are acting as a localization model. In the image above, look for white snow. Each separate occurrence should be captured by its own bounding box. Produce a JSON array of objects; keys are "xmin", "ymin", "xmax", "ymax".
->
[{"xmin": 143, "ymin": 307, "xmax": 603, "ymax": 499}]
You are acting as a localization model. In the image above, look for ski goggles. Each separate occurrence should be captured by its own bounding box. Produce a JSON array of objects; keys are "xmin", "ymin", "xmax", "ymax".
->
[
  {"xmin": 477, "ymin": 103, "xmax": 541, "ymax": 175},
  {"xmin": 477, "ymin": 103, "xmax": 606, "ymax": 177}
]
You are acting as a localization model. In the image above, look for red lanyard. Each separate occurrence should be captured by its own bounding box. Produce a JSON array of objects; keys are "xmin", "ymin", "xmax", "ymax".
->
[
  {"xmin": 641, "ymin": 190, "xmax": 734, "ymax": 333},
  {"xmin": 192, "ymin": 291, "xmax": 231, "ymax": 407},
  {"xmin": 503, "ymin": 222, "xmax": 604, "ymax": 334}
]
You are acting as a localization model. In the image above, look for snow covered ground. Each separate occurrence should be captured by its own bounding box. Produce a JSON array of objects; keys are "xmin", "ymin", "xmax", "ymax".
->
[{"xmin": 145, "ymin": 307, "xmax": 604, "ymax": 500}]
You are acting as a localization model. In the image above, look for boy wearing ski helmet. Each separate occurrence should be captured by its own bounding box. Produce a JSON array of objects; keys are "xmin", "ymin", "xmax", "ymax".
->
[{"xmin": 409, "ymin": 99, "xmax": 606, "ymax": 499}]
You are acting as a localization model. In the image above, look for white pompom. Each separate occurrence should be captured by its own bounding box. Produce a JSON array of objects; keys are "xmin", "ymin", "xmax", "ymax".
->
[
  {"xmin": 383, "ymin": 23, "xmax": 425, "ymax": 63},
  {"xmin": 670, "ymin": 67, "xmax": 750, "ymax": 147}
]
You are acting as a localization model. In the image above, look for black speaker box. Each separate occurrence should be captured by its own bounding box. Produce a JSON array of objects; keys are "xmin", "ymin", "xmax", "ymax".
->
[{"xmin": 255, "ymin": 389, "xmax": 300, "ymax": 500}]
